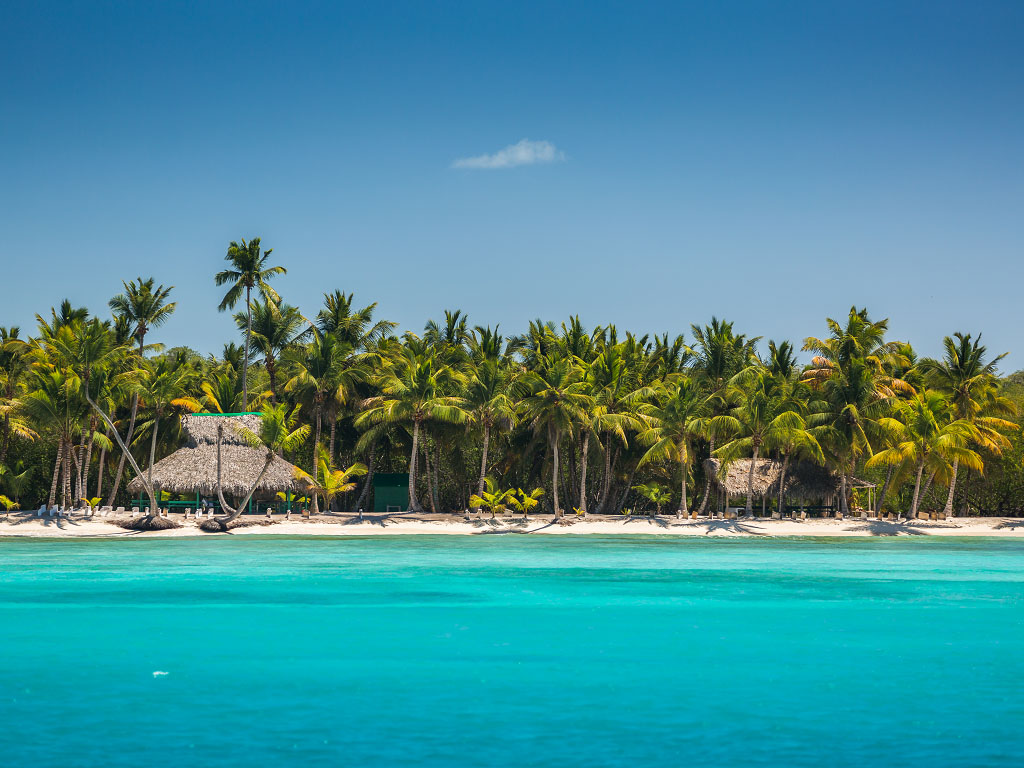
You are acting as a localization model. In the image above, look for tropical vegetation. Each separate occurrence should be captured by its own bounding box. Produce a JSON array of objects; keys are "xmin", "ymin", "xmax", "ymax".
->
[{"xmin": 2, "ymin": 239, "xmax": 1023, "ymax": 519}]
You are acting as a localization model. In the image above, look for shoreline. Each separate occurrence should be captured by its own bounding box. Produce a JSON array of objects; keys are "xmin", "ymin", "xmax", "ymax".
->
[{"xmin": 2, "ymin": 511, "xmax": 1023, "ymax": 538}]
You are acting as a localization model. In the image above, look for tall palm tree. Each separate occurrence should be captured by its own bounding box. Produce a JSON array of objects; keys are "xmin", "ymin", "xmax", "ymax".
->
[
  {"xmin": 688, "ymin": 318, "xmax": 760, "ymax": 514},
  {"xmin": 355, "ymin": 341, "xmax": 467, "ymax": 513},
  {"xmin": 867, "ymin": 391, "xmax": 982, "ymax": 519},
  {"xmin": 106, "ymin": 278, "xmax": 176, "ymax": 505},
  {"xmin": 316, "ymin": 290, "xmax": 396, "ymax": 350},
  {"xmin": 284, "ymin": 333, "xmax": 364, "ymax": 484},
  {"xmin": 802, "ymin": 307, "xmax": 911, "ymax": 515},
  {"xmin": 520, "ymin": 355, "xmax": 592, "ymax": 516},
  {"xmin": 215, "ymin": 237, "xmax": 286, "ymax": 408},
  {"xmin": 238, "ymin": 298, "xmax": 309, "ymax": 402},
  {"xmin": 637, "ymin": 377, "xmax": 712, "ymax": 518},
  {"xmin": 19, "ymin": 368, "xmax": 86, "ymax": 509},
  {"xmin": 920, "ymin": 333, "xmax": 1016, "ymax": 516},
  {"xmin": 0, "ymin": 328, "xmax": 37, "ymax": 465},
  {"xmin": 465, "ymin": 356, "xmax": 520, "ymax": 513}
]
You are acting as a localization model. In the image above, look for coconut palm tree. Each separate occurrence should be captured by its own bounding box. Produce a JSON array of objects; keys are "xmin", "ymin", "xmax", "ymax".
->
[
  {"xmin": 465, "ymin": 356, "xmax": 520, "ymax": 514},
  {"xmin": 303, "ymin": 446, "xmax": 367, "ymax": 515},
  {"xmin": 215, "ymin": 237, "xmax": 286, "ymax": 408},
  {"xmin": 0, "ymin": 328, "xmax": 37, "ymax": 465},
  {"xmin": 355, "ymin": 341, "xmax": 467, "ymax": 513},
  {"xmin": 203, "ymin": 404, "xmax": 311, "ymax": 531},
  {"xmin": 920, "ymin": 333, "xmax": 1017, "ymax": 516},
  {"xmin": 106, "ymin": 278, "xmax": 176, "ymax": 505},
  {"xmin": 285, "ymin": 333, "xmax": 368, "ymax": 491},
  {"xmin": 802, "ymin": 307, "xmax": 912, "ymax": 515},
  {"xmin": 469, "ymin": 477, "xmax": 515, "ymax": 518},
  {"xmin": 688, "ymin": 318, "xmax": 760, "ymax": 514},
  {"xmin": 316, "ymin": 290, "xmax": 396, "ymax": 350},
  {"xmin": 637, "ymin": 377, "xmax": 713, "ymax": 518},
  {"xmin": 19, "ymin": 368, "xmax": 85, "ymax": 509},
  {"xmin": 239, "ymin": 298, "xmax": 309, "ymax": 402},
  {"xmin": 507, "ymin": 487, "xmax": 544, "ymax": 519},
  {"xmin": 520, "ymin": 354, "xmax": 593, "ymax": 516},
  {"xmin": 867, "ymin": 391, "xmax": 983, "ymax": 519}
]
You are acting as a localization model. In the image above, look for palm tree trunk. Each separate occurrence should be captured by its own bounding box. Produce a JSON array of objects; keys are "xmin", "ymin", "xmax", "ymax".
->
[
  {"xmin": 551, "ymin": 429, "xmax": 561, "ymax": 517},
  {"xmin": 423, "ymin": 444, "xmax": 437, "ymax": 514},
  {"xmin": 777, "ymin": 453, "xmax": 789, "ymax": 519},
  {"xmin": 106, "ymin": 393, "xmax": 138, "ymax": 507},
  {"xmin": 86, "ymin": 393, "xmax": 158, "ymax": 515},
  {"xmin": 48, "ymin": 440, "xmax": 63, "ymax": 509},
  {"xmin": 613, "ymin": 465, "xmax": 638, "ymax": 515},
  {"xmin": 355, "ymin": 443, "xmax": 376, "ymax": 514},
  {"xmin": 909, "ymin": 458, "xmax": 925, "ymax": 519},
  {"xmin": 242, "ymin": 285, "xmax": 252, "ymax": 409},
  {"xmin": 147, "ymin": 416, "xmax": 159, "ymax": 508},
  {"xmin": 95, "ymin": 425, "xmax": 109, "ymax": 500},
  {"xmin": 920, "ymin": 470, "xmax": 937, "ymax": 509},
  {"xmin": 875, "ymin": 464, "xmax": 894, "ymax": 515},
  {"xmin": 474, "ymin": 423, "xmax": 491, "ymax": 515},
  {"xmin": 312, "ymin": 408, "xmax": 322, "ymax": 474},
  {"xmin": 328, "ymin": 417, "xmax": 337, "ymax": 469},
  {"xmin": 745, "ymin": 446, "xmax": 759, "ymax": 516},
  {"xmin": 62, "ymin": 442, "xmax": 72, "ymax": 508},
  {"xmin": 597, "ymin": 433, "xmax": 613, "ymax": 513},
  {"xmin": 408, "ymin": 419, "xmax": 422, "ymax": 512},
  {"xmin": 677, "ymin": 449, "xmax": 688, "ymax": 519},
  {"xmin": 82, "ymin": 419, "xmax": 96, "ymax": 505},
  {"xmin": 76, "ymin": 426, "xmax": 87, "ymax": 505},
  {"xmin": 267, "ymin": 356, "xmax": 277, "ymax": 404},
  {"xmin": 432, "ymin": 442, "xmax": 441, "ymax": 513},
  {"xmin": 942, "ymin": 458, "xmax": 959, "ymax": 517},
  {"xmin": 839, "ymin": 467, "xmax": 850, "ymax": 516},
  {"xmin": 697, "ymin": 435, "xmax": 717, "ymax": 514},
  {"xmin": 578, "ymin": 431, "xmax": 589, "ymax": 516}
]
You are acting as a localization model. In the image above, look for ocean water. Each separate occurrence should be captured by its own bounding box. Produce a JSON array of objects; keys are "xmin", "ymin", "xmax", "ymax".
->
[{"xmin": 1, "ymin": 535, "xmax": 1022, "ymax": 767}]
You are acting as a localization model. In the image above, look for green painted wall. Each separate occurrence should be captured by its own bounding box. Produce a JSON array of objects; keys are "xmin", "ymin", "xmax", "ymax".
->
[{"xmin": 372, "ymin": 473, "xmax": 409, "ymax": 512}]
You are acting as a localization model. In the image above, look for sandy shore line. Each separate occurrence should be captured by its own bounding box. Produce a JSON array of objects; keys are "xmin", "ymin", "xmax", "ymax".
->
[{"xmin": 1, "ymin": 512, "xmax": 1023, "ymax": 538}]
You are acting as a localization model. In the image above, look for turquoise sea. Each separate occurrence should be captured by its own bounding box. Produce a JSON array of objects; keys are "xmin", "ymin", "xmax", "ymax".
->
[{"xmin": 2, "ymin": 535, "xmax": 1023, "ymax": 767}]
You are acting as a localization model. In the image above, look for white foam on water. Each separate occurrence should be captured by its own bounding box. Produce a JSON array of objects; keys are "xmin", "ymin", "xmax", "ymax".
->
[{"xmin": 152, "ymin": 670, "xmax": 169, "ymax": 677}]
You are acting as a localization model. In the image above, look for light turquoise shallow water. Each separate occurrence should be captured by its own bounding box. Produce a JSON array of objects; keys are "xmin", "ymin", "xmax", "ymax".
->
[{"xmin": 1, "ymin": 535, "xmax": 1023, "ymax": 767}]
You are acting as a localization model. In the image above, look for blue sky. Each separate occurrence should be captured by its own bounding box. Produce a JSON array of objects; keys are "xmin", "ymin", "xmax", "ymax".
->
[{"xmin": 3, "ymin": 1, "xmax": 1023, "ymax": 368}]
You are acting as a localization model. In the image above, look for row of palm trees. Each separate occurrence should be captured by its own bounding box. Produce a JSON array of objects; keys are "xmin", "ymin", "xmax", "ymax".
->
[{"xmin": 0, "ymin": 240, "xmax": 1019, "ymax": 519}]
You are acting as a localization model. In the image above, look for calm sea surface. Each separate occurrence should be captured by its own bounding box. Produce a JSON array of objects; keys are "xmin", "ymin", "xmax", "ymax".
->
[{"xmin": 1, "ymin": 535, "xmax": 1022, "ymax": 767}]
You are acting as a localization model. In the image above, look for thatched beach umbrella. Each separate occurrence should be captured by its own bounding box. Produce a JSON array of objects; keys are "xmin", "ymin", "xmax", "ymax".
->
[
  {"xmin": 704, "ymin": 458, "xmax": 874, "ymax": 514},
  {"xmin": 128, "ymin": 414, "xmax": 310, "ymax": 505}
]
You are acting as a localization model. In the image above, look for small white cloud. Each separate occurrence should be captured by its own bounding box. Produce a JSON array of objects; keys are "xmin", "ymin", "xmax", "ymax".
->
[{"xmin": 452, "ymin": 139, "xmax": 565, "ymax": 170}]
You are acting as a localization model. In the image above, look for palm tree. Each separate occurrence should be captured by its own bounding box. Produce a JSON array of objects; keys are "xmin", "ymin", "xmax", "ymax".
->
[
  {"xmin": 133, "ymin": 357, "xmax": 191, "ymax": 506},
  {"xmin": 688, "ymin": 318, "xmax": 760, "ymax": 514},
  {"xmin": 238, "ymin": 298, "xmax": 309, "ymax": 402},
  {"xmin": 304, "ymin": 446, "xmax": 367, "ymax": 515},
  {"xmin": 19, "ymin": 368, "xmax": 85, "ymax": 509},
  {"xmin": 285, "ymin": 333, "xmax": 368, "ymax": 496},
  {"xmin": 520, "ymin": 355, "xmax": 593, "ymax": 516},
  {"xmin": 106, "ymin": 278, "xmax": 176, "ymax": 505},
  {"xmin": 355, "ymin": 341, "xmax": 468, "ymax": 513},
  {"xmin": 469, "ymin": 477, "xmax": 514, "ymax": 518},
  {"xmin": 802, "ymin": 307, "xmax": 911, "ymax": 515},
  {"xmin": 316, "ymin": 290, "xmax": 396, "ymax": 350},
  {"xmin": 587, "ymin": 343, "xmax": 648, "ymax": 515},
  {"xmin": 465, "ymin": 356, "xmax": 519, "ymax": 514},
  {"xmin": 867, "ymin": 391, "xmax": 982, "ymax": 519},
  {"xmin": 204, "ymin": 404, "xmax": 310, "ymax": 531},
  {"xmin": 0, "ymin": 328, "xmax": 37, "ymax": 465},
  {"xmin": 920, "ymin": 333, "xmax": 1017, "ymax": 516},
  {"xmin": 215, "ymin": 237, "xmax": 286, "ymax": 408},
  {"xmin": 637, "ymin": 377, "xmax": 712, "ymax": 518},
  {"xmin": 632, "ymin": 481, "xmax": 672, "ymax": 516},
  {"xmin": 507, "ymin": 487, "xmax": 544, "ymax": 519}
]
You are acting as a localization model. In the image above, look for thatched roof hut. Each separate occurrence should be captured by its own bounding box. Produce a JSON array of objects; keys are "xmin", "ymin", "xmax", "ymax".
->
[
  {"xmin": 704, "ymin": 458, "xmax": 874, "ymax": 503},
  {"xmin": 128, "ymin": 414, "xmax": 310, "ymax": 498}
]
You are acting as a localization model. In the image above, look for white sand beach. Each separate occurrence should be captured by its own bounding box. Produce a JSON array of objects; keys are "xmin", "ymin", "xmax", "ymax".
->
[{"xmin": 2, "ymin": 512, "xmax": 1023, "ymax": 538}]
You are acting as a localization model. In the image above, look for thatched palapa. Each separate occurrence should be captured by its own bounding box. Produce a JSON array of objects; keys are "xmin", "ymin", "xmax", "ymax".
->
[
  {"xmin": 704, "ymin": 458, "xmax": 874, "ymax": 503},
  {"xmin": 128, "ymin": 414, "xmax": 310, "ymax": 498}
]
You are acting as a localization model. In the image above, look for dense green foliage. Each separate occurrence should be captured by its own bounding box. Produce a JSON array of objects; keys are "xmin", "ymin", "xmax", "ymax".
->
[{"xmin": 2, "ymin": 241, "xmax": 1022, "ymax": 516}]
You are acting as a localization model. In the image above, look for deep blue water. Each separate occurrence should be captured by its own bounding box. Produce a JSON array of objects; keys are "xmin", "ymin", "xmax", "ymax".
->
[{"xmin": 1, "ymin": 535, "xmax": 1023, "ymax": 767}]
